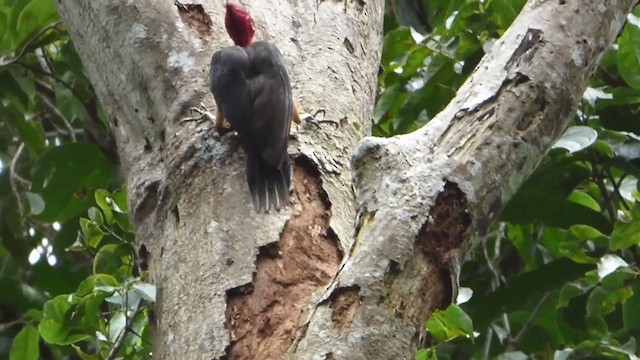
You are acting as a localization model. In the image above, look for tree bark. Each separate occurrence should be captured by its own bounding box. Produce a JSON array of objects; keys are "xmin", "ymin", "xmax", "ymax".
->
[
  {"xmin": 55, "ymin": 0, "xmax": 382, "ymax": 359},
  {"xmin": 54, "ymin": 0, "xmax": 634, "ymax": 359}
]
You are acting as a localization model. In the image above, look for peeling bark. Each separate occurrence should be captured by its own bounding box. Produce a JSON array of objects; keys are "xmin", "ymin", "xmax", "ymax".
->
[
  {"xmin": 54, "ymin": 0, "xmax": 634, "ymax": 359},
  {"xmin": 224, "ymin": 157, "xmax": 342, "ymax": 359}
]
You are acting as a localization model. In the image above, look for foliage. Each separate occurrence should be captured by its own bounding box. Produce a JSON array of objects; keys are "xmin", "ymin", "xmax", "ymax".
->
[
  {"xmin": 1, "ymin": 0, "xmax": 640, "ymax": 359},
  {"xmin": 379, "ymin": 1, "xmax": 640, "ymax": 359},
  {"xmin": 0, "ymin": 0, "xmax": 151, "ymax": 358}
]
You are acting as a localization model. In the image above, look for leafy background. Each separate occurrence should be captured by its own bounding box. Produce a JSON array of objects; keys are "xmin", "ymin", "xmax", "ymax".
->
[{"xmin": 1, "ymin": 0, "xmax": 640, "ymax": 359}]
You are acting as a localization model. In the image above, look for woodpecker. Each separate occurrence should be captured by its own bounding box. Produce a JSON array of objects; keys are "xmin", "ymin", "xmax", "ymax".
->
[{"xmin": 209, "ymin": 3, "xmax": 299, "ymax": 213}]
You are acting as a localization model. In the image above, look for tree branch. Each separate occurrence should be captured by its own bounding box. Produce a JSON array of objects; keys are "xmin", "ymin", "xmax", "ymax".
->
[
  {"xmin": 315, "ymin": 1, "xmax": 636, "ymax": 358},
  {"xmin": 0, "ymin": 21, "xmax": 63, "ymax": 67},
  {"xmin": 105, "ymin": 300, "xmax": 143, "ymax": 360}
]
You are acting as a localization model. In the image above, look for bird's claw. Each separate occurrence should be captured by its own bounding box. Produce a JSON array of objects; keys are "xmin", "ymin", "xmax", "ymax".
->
[
  {"xmin": 301, "ymin": 109, "xmax": 340, "ymax": 129},
  {"xmin": 180, "ymin": 103, "xmax": 216, "ymax": 124}
]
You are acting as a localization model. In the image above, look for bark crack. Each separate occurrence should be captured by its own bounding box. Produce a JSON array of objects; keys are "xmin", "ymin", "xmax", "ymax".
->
[
  {"xmin": 223, "ymin": 156, "xmax": 342, "ymax": 360},
  {"xmin": 175, "ymin": 1, "xmax": 212, "ymax": 36},
  {"xmin": 329, "ymin": 286, "xmax": 362, "ymax": 330},
  {"xmin": 417, "ymin": 182, "xmax": 471, "ymax": 307}
]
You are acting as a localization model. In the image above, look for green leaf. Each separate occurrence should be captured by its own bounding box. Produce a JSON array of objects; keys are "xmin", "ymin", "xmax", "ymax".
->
[
  {"xmin": 590, "ymin": 140, "xmax": 615, "ymax": 158},
  {"xmin": 10, "ymin": 325, "xmax": 39, "ymax": 360},
  {"xmin": 0, "ymin": 71, "xmax": 30, "ymax": 108},
  {"xmin": 0, "ymin": 276, "xmax": 46, "ymax": 311},
  {"xmin": 466, "ymin": 258, "xmax": 595, "ymax": 329},
  {"xmin": 129, "ymin": 311, "xmax": 151, "ymax": 352},
  {"xmin": 111, "ymin": 187, "xmax": 129, "ymax": 213},
  {"xmin": 558, "ymin": 283, "xmax": 588, "ymax": 308},
  {"xmin": 6, "ymin": 0, "xmax": 28, "ymax": 49},
  {"xmin": 426, "ymin": 313, "xmax": 447, "ymax": 343},
  {"xmin": 552, "ymin": 126, "xmax": 598, "ymax": 153},
  {"xmin": 114, "ymin": 212, "xmax": 133, "ymax": 233},
  {"xmin": 485, "ymin": 0, "xmax": 526, "ymax": 32},
  {"xmin": 2, "ymin": 103, "xmax": 46, "ymax": 159},
  {"xmin": 9, "ymin": 67, "xmax": 35, "ymax": 102},
  {"xmin": 31, "ymin": 142, "xmax": 111, "ymax": 223},
  {"xmin": 87, "ymin": 207, "xmax": 103, "ymax": 226},
  {"xmin": 618, "ymin": 176, "xmax": 638, "ymax": 203},
  {"xmin": 93, "ymin": 244, "xmax": 132, "ymax": 276},
  {"xmin": 22, "ymin": 308, "xmax": 43, "ymax": 322},
  {"xmin": 568, "ymin": 191, "xmax": 600, "ymax": 212},
  {"xmin": 373, "ymin": 84, "xmax": 402, "ymax": 124},
  {"xmin": 75, "ymin": 274, "xmax": 117, "ymax": 297},
  {"xmin": 53, "ymin": 218, "xmax": 81, "ymax": 251},
  {"xmin": 426, "ymin": 304, "xmax": 474, "ymax": 343},
  {"xmin": 600, "ymin": 266, "xmax": 633, "ymax": 290},
  {"xmin": 559, "ymin": 225, "xmax": 607, "ymax": 263},
  {"xmin": 506, "ymin": 224, "xmax": 538, "ymax": 269},
  {"xmin": 94, "ymin": 189, "xmax": 114, "ymax": 224},
  {"xmin": 0, "ymin": 206, "xmax": 29, "ymax": 259},
  {"xmin": 381, "ymin": 27, "xmax": 416, "ymax": 69},
  {"xmin": 598, "ymin": 103, "xmax": 640, "ymax": 135},
  {"xmin": 585, "ymin": 284, "xmax": 631, "ymax": 334},
  {"xmin": 39, "ymin": 295, "xmax": 90, "ymax": 345},
  {"xmin": 402, "ymin": 46, "xmax": 430, "ymax": 79},
  {"xmin": 415, "ymin": 348, "xmax": 436, "ymax": 360},
  {"xmin": 623, "ymin": 280, "xmax": 640, "ymax": 330},
  {"xmin": 14, "ymin": 0, "xmax": 58, "ymax": 49},
  {"xmin": 111, "ymin": 188, "xmax": 132, "ymax": 233},
  {"xmin": 106, "ymin": 288, "xmax": 141, "ymax": 309},
  {"xmin": 55, "ymin": 82, "xmax": 87, "ymax": 123},
  {"xmin": 80, "ymin": 292, "xmax": 110, "ymax": 333},
  {"xmin": 79, "ymin": 218, "xmax": 103, "ymax": 248},
  {"xmin": 0, "ymin": 10, "xmax": 8, "ymax": 53},
  {"xmin": 502, "ymin": 161, "xmax": 612, "ymax": 234},
  {"xmin": 425, "ymin": 0, "xmax": 467, "ymax": 35},
  {"xmin": 618, "ymin": 16, "xmax": 640, "ymax": 89},
  {"xmin": 108, "ymin": 311, "xmax": 126, "ymax": 342},
  {"xmin": 456, "ymin": 31, "xmax": 482, "ymax": 60},
  {"xmin": 399, "ymin": 55, "xmax": 457, "ymax": 133},
  {"xmin": 31, "ymin": 260, "xmax": 88, "ymax": 297},
  {"xmin": 133, "ymin": 282, "xmax": 156, "ymax": 303},
  {"xmin": 610, "ymin": 206, "xmax": 640, "ymax": 250},
  {"xmin": 447, "ymin": 2, "xmax": 483, "ymax": 35},
  {"xmin": 71, "ymin": 344, "xmax": 101, "ymax": 360},
  {"xmin": 58, "ymin": 39, "xmax": 87, "ymax": 79},
  {"xmin": 567, "ymin": 224, "xmax": 604, "ymax": 242}
]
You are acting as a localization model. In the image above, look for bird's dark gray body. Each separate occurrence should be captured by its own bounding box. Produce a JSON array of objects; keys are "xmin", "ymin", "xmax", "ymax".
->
[{"xmin": 210, "ymin": 41, "xmax": 293, "ymax": 212}]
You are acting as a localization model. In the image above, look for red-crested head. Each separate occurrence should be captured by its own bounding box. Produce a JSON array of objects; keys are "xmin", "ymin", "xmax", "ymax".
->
[{"xmin": 225, "ymin": 3, "xmax": 255, "ymax": 47}]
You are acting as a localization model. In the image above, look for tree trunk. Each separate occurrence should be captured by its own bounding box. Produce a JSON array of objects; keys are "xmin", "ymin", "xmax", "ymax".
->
[{"xmin": 55, "ymin": 0, "xmax": 634, "ymax": 359}]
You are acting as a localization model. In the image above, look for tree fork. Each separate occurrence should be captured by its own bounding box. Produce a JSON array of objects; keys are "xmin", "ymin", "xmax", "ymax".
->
[
  {"xmin": 296, "ymin": 1, "xmax": 634, "ymax": 359},
  {"xmin": 55, "ymin": 0, "xmax": 383, "ymax": 359},
  {"xmin": 54, "ymin": 0, "xmax": 635, "ymax": 359}
]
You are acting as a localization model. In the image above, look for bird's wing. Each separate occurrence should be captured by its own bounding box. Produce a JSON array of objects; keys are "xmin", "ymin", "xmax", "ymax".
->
[
  {"xmin": 209, "ymin": 46, "xmax": 253, "ymax": 134},
  {"xmin": 209, "ymin": 42, "xmax": 294, "ymax": 212},
  {"xmin": 245, "ymin": 42, "xmax": 293, "ymax": 168}
]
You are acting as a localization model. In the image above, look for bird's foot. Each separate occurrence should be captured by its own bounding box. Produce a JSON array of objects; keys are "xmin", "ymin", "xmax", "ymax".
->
[
  {"xmin": 300, "ymin": 109, "xmax": 340, "ymax": 129},
  {"xmin": 216, "ymin": 126, "xmax": 235, "ymax": 137},
  {"xmin": 181, "ymin": 103, "xmax": 234, "ymax": 136},
  {"xmin": 180, "ymin": 103, "xmax": 215, "ymax": 124}
]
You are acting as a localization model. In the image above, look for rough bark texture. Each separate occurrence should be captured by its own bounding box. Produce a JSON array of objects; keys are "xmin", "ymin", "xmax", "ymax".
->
[
  {"xmin": 54, "ymin": 0, "xmax": 635, "ymax": 359},
  {"xmin": 294, "ymin": 1, "xmax": 632, "ymax": 359},
  {"xmin": 55, "ymin": 0, "xmax": 382, "ymax": 359}
]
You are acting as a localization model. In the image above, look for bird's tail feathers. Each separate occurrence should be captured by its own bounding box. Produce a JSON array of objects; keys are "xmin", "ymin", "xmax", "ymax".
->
[{"xmin": 246, "ymin": 153, "xmax": 291, "ymax": 213}]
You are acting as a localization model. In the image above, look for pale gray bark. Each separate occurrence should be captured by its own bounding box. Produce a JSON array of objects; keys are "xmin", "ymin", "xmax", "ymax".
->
[
  {"xmin": 56, "ymin": 0, "xmax": 382, "ymax": 359},
  {"xmin": 55, "ymin": 0, "xmax": 634, "ymax": 359},
  {"xmin": 297, "ymin": 1, "xmax": 634, "ymax": 359}
]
